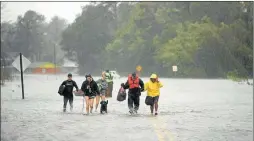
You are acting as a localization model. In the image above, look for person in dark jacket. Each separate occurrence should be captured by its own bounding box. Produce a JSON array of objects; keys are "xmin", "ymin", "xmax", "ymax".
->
[
  {"xmin": 121, "ymin": 72, "xmax": 144, "ymax": 114},
  {"xmin": 60, "ymin": 73, "xmax": 79, "ymax": 112},
  {"xmin": 81, "ymin": 74, "xmax": 100, "ymax": 115}
]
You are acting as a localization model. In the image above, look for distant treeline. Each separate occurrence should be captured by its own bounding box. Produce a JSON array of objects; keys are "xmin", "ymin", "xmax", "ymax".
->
[{"xmin": 1, "ymin": 2, "xmax": 253, "ymax": 78}]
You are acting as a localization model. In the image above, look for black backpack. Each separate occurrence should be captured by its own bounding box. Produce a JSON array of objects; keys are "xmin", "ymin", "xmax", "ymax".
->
[{"xmin": 58, "ymin": 85, "xmax": 65, "ymax": 96}]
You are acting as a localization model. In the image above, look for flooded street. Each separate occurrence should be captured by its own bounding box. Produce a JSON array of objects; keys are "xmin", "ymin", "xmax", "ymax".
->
[{"xmin": 1, "ymin": 75, "xmax": 253, "ymax": 141}]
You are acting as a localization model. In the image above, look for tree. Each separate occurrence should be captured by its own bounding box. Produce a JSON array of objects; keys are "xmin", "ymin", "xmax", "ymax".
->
[
  {"xmin": 3, "ymin": 2, "xmax": 250, "ymax": 79},
  {"xmin": 61, "ymin": 4, "xmax": 117, "ymax": 74},
  {"xmin": 13, "ymin": 10, "xmax": 47, "ymax": 61},
  {"xmin": 44, "ymin": 16, "xmax": 67, "ymax": 63},
  {"xmin": 104, "ymin": 2, "xmax": 253, "ymax": 77}
]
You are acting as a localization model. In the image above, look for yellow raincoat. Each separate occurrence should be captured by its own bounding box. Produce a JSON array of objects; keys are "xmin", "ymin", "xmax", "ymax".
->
[{"xmin": 144, "ymin": 74, "xmax": 163, "ymax": 97}]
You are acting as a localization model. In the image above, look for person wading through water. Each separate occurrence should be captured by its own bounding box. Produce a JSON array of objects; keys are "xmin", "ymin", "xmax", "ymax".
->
[
  {"xmin": 121, "ymin": 72, "xmax": 144, "ymax": 114},
  {"xmin": 95, "ymin": 71, "xmax": 108, "ymax": 112},
  {"xmin": 81, "ymin": 74, "xmax": 100, "ymax": 115},
  {"xmin": 144, "ymin": 73, "xmax": 163, "ymax": 115},
  {"xmin": 105, "ymin": 70, "xmax": 113, "ymax": 97},
  {"xmin": 60, "ymin": 73, "xmax": 79, "ymax": 112}
]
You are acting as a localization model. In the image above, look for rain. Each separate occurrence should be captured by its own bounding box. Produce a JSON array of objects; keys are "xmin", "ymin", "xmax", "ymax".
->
[{"xmin": 1, "ymin": 2, "xmax": 253, "ymax": 141}]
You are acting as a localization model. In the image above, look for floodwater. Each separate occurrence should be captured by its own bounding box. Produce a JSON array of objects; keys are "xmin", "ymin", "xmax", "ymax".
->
[{"xmin": 1, "ymin": 74, "xmax": 253, "ymax": 141}]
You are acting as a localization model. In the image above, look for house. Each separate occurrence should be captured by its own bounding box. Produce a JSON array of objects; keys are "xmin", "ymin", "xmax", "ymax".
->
[
  {"xmin": 27, "ymin": 62, "xmax": 60, "ymax": 74},
  {"xmin": 60, "ymin": 58, "xmax": 79, "ymax": 74}
]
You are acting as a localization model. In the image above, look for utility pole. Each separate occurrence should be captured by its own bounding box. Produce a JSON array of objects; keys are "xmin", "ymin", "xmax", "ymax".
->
[
  {"xmin": 54, "ymin": 43, "xmax": 56, "ymax": 75},
  {"xmin": 54, "ymin": 18, "xmax": 58, "ymax": 77}
]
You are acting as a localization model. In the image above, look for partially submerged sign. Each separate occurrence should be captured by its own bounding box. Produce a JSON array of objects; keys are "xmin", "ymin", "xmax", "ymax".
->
[
  {"xmin": 12, "ymin": 55, "xmax": 31, "ymax": 72},
  {"xmin": 172, "ymin": 65, "xmax": 178, "ymax": 72},
  {"xmin": 12, "ymin": 53, "xmax": 29, "ymax": 99}
]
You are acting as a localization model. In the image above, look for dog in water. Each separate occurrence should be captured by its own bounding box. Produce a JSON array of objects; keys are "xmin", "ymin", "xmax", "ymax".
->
[{"xmin": 100, "ymin": 100, "xmax": 108, "ymax": 114}]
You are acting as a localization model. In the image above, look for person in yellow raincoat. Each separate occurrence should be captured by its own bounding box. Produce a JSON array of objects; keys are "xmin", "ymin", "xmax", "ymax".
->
[{"xmin": 144, "ymin": 74, "xmax": 163, "ymax": 115}]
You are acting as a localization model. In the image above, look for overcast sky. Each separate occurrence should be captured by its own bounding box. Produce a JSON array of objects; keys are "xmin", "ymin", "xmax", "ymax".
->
[{"xmin": 1, "ymin": 2, "xmax": 89, "ymax": 23}]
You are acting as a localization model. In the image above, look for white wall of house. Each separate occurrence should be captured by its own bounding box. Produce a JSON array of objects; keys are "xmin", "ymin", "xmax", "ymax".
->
[{"xmin": 60, "ymin": 58, "xmax": 79, "ymax": 74}]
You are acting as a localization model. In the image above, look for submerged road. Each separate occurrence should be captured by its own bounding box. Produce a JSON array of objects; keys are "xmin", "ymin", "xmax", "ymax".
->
[{"xmin": 1, "ymin": 75, "xmax": 253, "ymax": 141}]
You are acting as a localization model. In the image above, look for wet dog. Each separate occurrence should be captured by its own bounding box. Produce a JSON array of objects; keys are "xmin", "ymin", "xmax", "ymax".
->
[{"xmin": 100, "ymin": 100, "xmax": 108, "ymax": 114}]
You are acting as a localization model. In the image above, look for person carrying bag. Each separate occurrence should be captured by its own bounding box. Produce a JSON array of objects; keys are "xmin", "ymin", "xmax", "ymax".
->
[
  {"xmin": 59, "ymin": 73, "xmax": 79, "ymax": 112},
  {"xmin": 143, "ymin": 73, "xmax": 163, "ymax": 115}
]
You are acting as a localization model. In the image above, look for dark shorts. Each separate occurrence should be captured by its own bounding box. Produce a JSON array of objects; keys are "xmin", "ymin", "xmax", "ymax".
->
[
  {"xmin": 96, "ymin": 90, "xmax": 106, "ymax": 96},
  {"xmin": 152, "ymin": 96, "xmax": 159, "ymax": 103},
  {"xmin": 84, "ymin": 93, "xmax": 96, "ymax": 99},
  {"xmin": 89, "ymin": 96, "xmax": 96, "ymax": 99}
]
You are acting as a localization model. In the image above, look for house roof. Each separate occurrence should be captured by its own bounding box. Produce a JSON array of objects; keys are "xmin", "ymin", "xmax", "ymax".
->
[
  {"xmin": 29, "ymin": 62, "xmax": 45, "ymax": 68},
  {"xmin": 28, "ymin": 62, "xmax": 59, "ymax": 69},
  {"xmin": 62, "ymin": 58, "xmax": 78, "ymax": 67}
]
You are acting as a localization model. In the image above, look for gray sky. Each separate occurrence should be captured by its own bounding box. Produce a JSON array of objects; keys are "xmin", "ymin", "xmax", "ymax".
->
[{"xmin": 2, "ymin": 2, "xmax": 89, "ymax": 23}]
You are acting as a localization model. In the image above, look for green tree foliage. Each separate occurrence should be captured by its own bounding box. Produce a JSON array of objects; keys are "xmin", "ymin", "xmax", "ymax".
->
[
  {"xmin": 14, "ymin": 10, "xmax": 47, "ymax": 60},
  {"xmin": 1, "ymin": 10, "xmax": 67, "ymax": 63},
  {"xmin": 44, "ymin": 16, "xmax": 67, "ymax": 63},
  {"xmin": 97, "ymin": 2, "xmax": 252, "ymax": 78},
  {"xmin": 61, "ymin": 3, "xmax": 118, "ymax": 74},
  {"xmin": 2, "ymin": 2, "xmax": 252, "ymax": 78}
]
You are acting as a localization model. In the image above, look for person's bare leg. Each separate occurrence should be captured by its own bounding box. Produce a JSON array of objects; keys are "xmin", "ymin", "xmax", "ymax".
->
[
  {"xmin": 154, "ymin": 102, "xmax": 158, "ymax": 115},
  {"xmin": 95, "ymin": 95, "xmax": 100, "ymax": 111},
  {"xmin": 89, "ymin": 98, "xmax": 94, "ymax": 113},
  {"xmin": 150, "ymin": 105, "xmax": 154, "ymax": 114},
  {"xmin": 101, "ymin": 95, "xmax": 105, "ymax": 101},
  {"xmin": 85, "ymin": 96, "xmax": 89, "ymax": 114}
]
